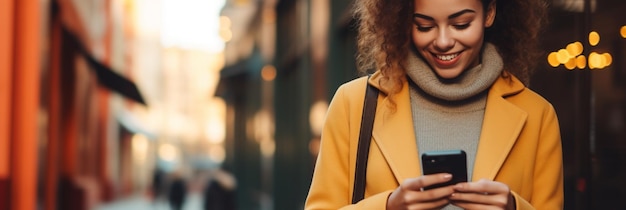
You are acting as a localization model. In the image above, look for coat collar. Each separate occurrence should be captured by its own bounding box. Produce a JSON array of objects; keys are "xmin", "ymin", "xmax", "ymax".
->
[{"xmin": 367, "ymin": 71, "xmax": 527, "ymax": 183}]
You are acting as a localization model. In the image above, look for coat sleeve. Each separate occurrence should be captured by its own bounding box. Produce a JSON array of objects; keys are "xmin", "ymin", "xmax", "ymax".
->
[
  {"xmin": 305, "ymin": 81, "xmax": 392, "ymax": 210},
  {"xmin": 515, "ymin": 103, "xmax": 564, "ymax": 210}
]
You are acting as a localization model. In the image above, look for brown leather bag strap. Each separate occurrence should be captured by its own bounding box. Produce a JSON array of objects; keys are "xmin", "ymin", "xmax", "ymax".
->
[{"xmin": 352, "ymin": 76, "xmax": 379, "ymax": 204}]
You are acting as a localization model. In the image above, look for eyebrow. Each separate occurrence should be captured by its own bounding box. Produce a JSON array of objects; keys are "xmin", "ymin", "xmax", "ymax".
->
[{"xmin": 413, "ymin": 9, "xmax": 476, "ymax": 21}]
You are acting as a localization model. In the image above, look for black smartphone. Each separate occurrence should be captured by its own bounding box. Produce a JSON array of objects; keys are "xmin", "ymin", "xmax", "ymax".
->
[{"xmin": 421, "ymin": 150, "xmax": 468, "ymax": 190}]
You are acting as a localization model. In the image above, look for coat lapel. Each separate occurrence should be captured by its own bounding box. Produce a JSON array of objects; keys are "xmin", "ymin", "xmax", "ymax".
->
[
  {"xmin": 472, "ymin": 77, "xmax": 527, "ymax": 181},
  {"xmin": 368, "ymin": 76, "xmax": 421, "ymax": 184},
  {"xmin": 366, "ymin": 74, "xmax": 527, "ymax": 183}
]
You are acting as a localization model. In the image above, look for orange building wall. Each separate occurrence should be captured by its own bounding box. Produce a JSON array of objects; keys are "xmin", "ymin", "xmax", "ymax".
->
[
  {"xmin": 10, "ymin": 0, "xmax": 41, "ymax": 209},
  {"xmin": 0, "ymin": 0, "xmax": 14, "ymax": 206},
  {"xmin": 0, "ymin": 0, "xmax": 15, "ymax": 181},
  {"xmin": 0, "ymin": 0, "xmax": 41, "ymax": 210}
]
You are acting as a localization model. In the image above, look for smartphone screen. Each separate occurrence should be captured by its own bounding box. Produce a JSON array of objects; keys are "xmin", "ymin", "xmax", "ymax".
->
[{"xmin": 421, "ymin": 150, "xmax": 468, "ymax": 190}]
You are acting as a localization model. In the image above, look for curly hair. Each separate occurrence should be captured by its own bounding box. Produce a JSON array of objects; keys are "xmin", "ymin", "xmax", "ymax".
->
[{"xmin": 353, "ymin": 0, "xmax": 548, "ymax": 103}]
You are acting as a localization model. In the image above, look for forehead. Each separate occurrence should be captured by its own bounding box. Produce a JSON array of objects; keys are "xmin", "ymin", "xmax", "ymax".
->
[{"xmin": 414, "ymin": 0, "xmax": 484, "ymax": 15}]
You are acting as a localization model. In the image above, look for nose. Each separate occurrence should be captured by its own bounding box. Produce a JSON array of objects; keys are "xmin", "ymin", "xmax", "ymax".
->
[{"xmin": 433, "ymin": 28, "xmax": 454, "ymax": 51}]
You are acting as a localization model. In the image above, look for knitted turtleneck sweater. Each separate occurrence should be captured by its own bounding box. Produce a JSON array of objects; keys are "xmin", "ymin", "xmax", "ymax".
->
[{"xmin": 405, "ymin": 43, "xmax": 503, "ymax": 191}]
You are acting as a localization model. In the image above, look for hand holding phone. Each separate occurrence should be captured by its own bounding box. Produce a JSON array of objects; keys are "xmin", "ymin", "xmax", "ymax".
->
[{"xmin": 421, "ymin": 150, "xmax": 468, "ymax": 190}]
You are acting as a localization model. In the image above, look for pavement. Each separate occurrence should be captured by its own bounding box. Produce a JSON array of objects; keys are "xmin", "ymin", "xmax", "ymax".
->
[{"xmin": 95, "ymin": 193, "xmax": 204, "ymax": 210}]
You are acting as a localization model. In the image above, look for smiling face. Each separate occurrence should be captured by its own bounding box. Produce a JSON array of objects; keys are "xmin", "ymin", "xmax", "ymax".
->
[{"xmin": 412, "ymin": 0, "xmax": 495, "ymax": 79}]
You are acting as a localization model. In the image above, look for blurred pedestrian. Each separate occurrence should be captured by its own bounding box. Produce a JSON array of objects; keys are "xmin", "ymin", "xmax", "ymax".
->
[
  {"xmin": 167, "ymin": 171, "xmax": 188, "ymax": 210},
  {"xmin": 203, "ymin": 168, "xmax": 236, "ymax": 210},
  {"xmin": 150, "ymin": 167, "xmax": 165, "ymax": 202}
]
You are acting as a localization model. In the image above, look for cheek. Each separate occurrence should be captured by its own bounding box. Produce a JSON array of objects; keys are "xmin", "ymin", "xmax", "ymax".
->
[
  {"xmin": 457, "ymin": 26, "xmax": 485, "ymax": 47},
  {"xmin": 411, "ymin": 29, "xmax": 431, "ymax": 49}
]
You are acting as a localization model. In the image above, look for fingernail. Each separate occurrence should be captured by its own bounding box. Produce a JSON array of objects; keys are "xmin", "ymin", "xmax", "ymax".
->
[{"xmin": 443, "ymin": 174, "xmax": 452, "ymax": 179}]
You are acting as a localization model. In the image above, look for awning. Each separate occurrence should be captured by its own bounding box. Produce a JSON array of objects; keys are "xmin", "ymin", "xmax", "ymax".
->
[
  {"xmin": 116, "ymin": 109, "xmax": 157, "ymax": 140},
  {"xmin": 63, "ymin": 27, "xmax": 147, "ymax": 106}
]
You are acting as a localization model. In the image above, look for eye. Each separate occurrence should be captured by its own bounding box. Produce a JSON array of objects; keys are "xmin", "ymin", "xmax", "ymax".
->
[
  {"xmin": 416, "ymin": 25, "xmax": 433, "ymax": 32},
  {"xmin": 453, "ymin": 23, "xmax": 470, "ymax": 30}
]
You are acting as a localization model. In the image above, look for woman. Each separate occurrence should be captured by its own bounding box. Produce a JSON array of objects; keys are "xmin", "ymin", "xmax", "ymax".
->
[{"xmin": 305, "ymin": 0, "xmax": 563, "ymax": 209}]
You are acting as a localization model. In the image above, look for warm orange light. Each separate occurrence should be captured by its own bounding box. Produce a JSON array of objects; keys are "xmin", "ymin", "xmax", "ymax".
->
[
  {"xmin": 547, "ymin": 52, "xmax": 560, "ymax": 67},
  {"xmin": 159, "ymin": 143, "xmax": 179, "ymax": 162},
  {"xmin": 589, "ymin": 31, "xmax": 600, "ymax": 46},
  {"xmin": 206, "ymin": 99, "xmax": 226, "ymax": 145},
  {"xmin": 263, "ymin": 8, "xmax": 277, "ymax": 24},
  {"xmin": 564, "ymin": 57, "xmax": 577, "ymax": 70},
  {"xmin": 602, "ymin": 53, "xmax": 613, "ymax": 67},
  {"xmin": 549, "ymin": 31, "xmax": 619, "ymax": 71},
  {"xmin": 576, "ymin": 55, "xmax": 586, "ymax": 69},
  {"xmin": 220, "ymin": 16, "xmax": 232, "ymax": 29},
  {"xmin": 261, "ymin": 65, "xmax": 277, "ymax": 81},
  {"xmin": 588, "ymin": 52, "xmax": 602, "ymax": 69},
  {"xmin": 220, "ymin": 29, "xmax": 232, "ymax": 42},
  {"xmin": 621, "ymin": 26, "xmax": 626, "ymax": 38},
  {"xmin": 566, "ymin": 42, "xmax": 584, "ymax": 57},
  {"xmin": 132, "ymin": 134, "xmax": 149, "ymax": 163},
  {"xmin": 309, "ymin": 101, "xmax": 329, "ymax": 136},
  {"xmin": 556, "ymin": 49, "xmax": 571, "ymax": 64}
]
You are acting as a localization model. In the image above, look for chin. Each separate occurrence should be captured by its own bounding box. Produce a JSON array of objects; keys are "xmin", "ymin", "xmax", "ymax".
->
[{"xmin": 435, "ymin": 70, "xmax": 463, "ymax": 80}]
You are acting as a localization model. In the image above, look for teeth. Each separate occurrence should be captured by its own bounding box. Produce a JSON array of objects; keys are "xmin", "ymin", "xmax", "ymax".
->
[{"xmin": 436, "ymin": 53, "xmax": 458, "ymax": 61}]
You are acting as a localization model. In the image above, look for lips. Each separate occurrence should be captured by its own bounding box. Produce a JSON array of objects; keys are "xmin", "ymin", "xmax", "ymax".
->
[
  {"xmin": 436, "ymin": 53, "xmax": 459, "ymax": 61},
  {"xmin": 432, "ymin": 52, "xmax": 460, "ymax": 67}
]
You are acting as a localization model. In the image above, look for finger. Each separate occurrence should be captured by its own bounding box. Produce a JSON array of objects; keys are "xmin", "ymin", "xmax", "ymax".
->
[
  {"xmin": 402, "ymin": 173, "xmax": 453, "ymax": 191},
  {"xmin": 449, "ymin": 192, "xmax": 508, "ymax": 206},
  {"xmin": 397, "ymin": 186, "xmax": 454, "ymax": 204},
  {"xmin": 413, "ymin": 185, "xmax": 455, "ymax": 202},
  {"xmin": 388, "ymin": 186, "xmax": 452, "ymax": 209},
  {"xmin": 407, "ymin": 197, "xmax": 450, "ymax": 210},
  {"xmin": 453, "ymin": 179, "xmax": 509, "ymax": 194},
  {"xmin": 450, "ymin": 201, "xmax": 500, "ymax": 210}
]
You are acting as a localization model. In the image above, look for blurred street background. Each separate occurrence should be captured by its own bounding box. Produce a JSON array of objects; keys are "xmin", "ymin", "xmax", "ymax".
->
[{"xmin": 1, "ymin": 0, "xmax": 626, "ymax": 209}]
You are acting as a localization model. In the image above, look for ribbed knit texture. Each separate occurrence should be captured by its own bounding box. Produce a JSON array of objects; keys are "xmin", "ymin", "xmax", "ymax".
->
[{"xmin": 406, "ymin": 43, "xmax": 503, "ymax": 210}]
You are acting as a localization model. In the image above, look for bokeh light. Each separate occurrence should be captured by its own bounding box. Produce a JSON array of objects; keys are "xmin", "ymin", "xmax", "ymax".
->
[
  {"xmin": 547, "ymin": 29, "xmax": 617, "ymax": 71},
  {"xmin": 219, "ymin": 16, "xmax": 233, "ymax": 42},
  {"xmin": 547, "ymin": 52, "xmax": 560, "ymax": 67},
  {"xmin": 566, "ymin": 42, "xmax": 584, "ymax": 57},
  {"xmin": 309, "ymin": 100, "xmax": 329, "ymax": 136},
  {"xmin": 261, "ymin": 65, "xmax": 277, "ymax": 81},
  {"xmin": 589, "ymin": 31, "xmax": 600, "ymax": 46},
  {"xmin": 564, "ymin": 57, "xmax": 577, "ymax": 70},
  {"xmin": 602, "ymin": 53, "xmax": 612, "ymax": 67},
  {"xmin": 576, "ymin": 55, "xmax": 586, "ymax": 69},
  {"xmin": 132, "ymin": 134, "xmax": 149, "ymax": 163},
  {"xmin": 588, "ymin": 52, "xmax": 602, "ymax": 69},
  {"xmin": 556, "ymin": 49, "xmax": 571, "ymax": 64},
  {"xmin": 159, "ymin": 143, "xmax": 179, "ymax": 162}
]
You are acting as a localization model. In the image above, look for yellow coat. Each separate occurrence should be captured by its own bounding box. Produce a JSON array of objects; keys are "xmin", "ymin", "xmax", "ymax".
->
[{"xmin": 305, "ymin": 71, "xmax": 563, "ymax": 210}]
